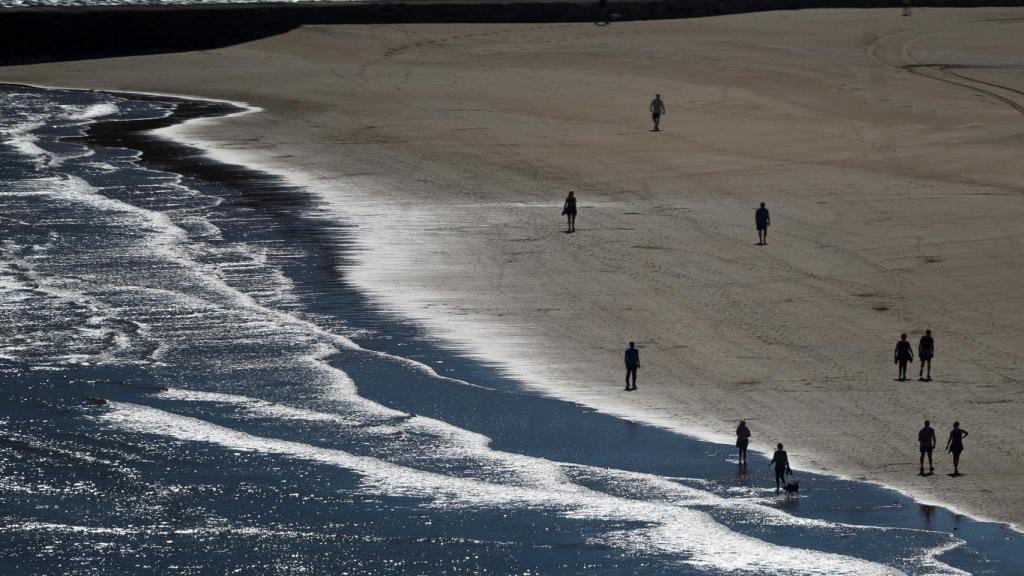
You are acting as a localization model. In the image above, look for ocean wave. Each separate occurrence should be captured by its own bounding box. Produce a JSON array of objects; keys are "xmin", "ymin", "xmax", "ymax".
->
[{"xmin": 99, "ymin": 400, "xmax": 917, "ymax": 576}]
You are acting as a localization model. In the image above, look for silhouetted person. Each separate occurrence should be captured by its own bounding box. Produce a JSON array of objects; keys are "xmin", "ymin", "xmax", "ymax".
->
[
  {"xmin": 918, "ymin": 329, "xmax": 934, "ymax": 381},
  {"xmin": 918, "ymin": 420, "xmax": 936, "ymax": 474},
  {"xmin": 562, "ymin": 191, "xmax": 577, "ymax": 232},
  {"xmin": 895, "ymin": 333, "xmax": 914, "ymax": 381},
  {"xmin": 650, "ymin": 94, "xmax": 666, "ymax": 131},
  {"xmin": 755, "ymin": 202, "xmax": 770, "ymax": 245},
  {"xmin": 945, "ymin": 421, "xmax": 968, "ymax": 476},
  {"xmin": 769, "ymin": 442, "xmax": 792, "ymax": 493},
  {"xmin": 624, "ymin": 341, "xmax": 640, "ymax": 391},
  {"xmin": 736, "ymin": 420, "xmax": 752, "ymax": 464}
]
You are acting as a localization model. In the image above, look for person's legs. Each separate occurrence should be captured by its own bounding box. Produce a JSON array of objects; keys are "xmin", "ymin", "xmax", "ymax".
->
[
  {"xmin": 570, "ymin": 213, "xmax": 575, "ymax": 232},
  {"xmin": 897, "ymin": 359, "xmax": 906, "ymax": 380},
  {"xmin": 952, "ymin": 450, "xmax": 961, "ymax": 474},
  {"xmin": 924, "ymin": 359, "xmax": 931, "ymax": 380},
  {"xmin": 775, "ymin": 470, "xmax": 784, "ymax": 492},
  {"xmin": 920, "ymin": 449, "xmax": 925, "ymax": 473},
  {"xmin": 652, "ymin": 113, "xmax": 660, "ymax": 131},
  {"xmin": 927, "ymin": 449, "xmax": 933, "ymax": 471},
  {"xmin": 630, "ymin": 368, "xmax": 637, "ymax": 389}
]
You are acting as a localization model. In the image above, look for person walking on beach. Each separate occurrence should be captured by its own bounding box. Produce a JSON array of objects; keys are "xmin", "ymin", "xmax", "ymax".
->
[
  {"xmin": 945, "ymin": 421, "xmax": 968, "ymax": 476},
  {"xmin": 918, "ymin": 420, "xmax": 936, "ymax": 475},
  {"xmin": 562, "ymin": 191, "xmax": 577, "ymax": 233},
  {"xmin": 770, "ymin": 443, "xmax": 792, "ymax": 493},
  {"xmin": 902, "ymin": 0, "xmax": 912, "ymax": 16},
  {"xmin": 895, "ymin": 333, "xmax": 914, "ymax": 381},
  {"xmin": 755, "ymin": 202, "xmax": 770, "ymax": 245},
  {"xmin": 624, "ymin": 341, "xmax": 640, "ymax": 391},
  {"xmin": 918, "ymin": 329, "xmax": 934, "ymax": 381},
  {"xmin": 736, "ymin": 421, "xmax": 752, "ymax": 464},
  {"xmin": 650, "ymin": 94, "xmax": 666, "ymax": 131}
]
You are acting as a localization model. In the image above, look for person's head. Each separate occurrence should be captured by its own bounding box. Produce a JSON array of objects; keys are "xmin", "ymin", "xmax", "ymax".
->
[
  {"xmin": 760, "ymin": 202, "xmax": 765, "ymax": 208},
  {"xmin": 740, "ymin": 420, "xmax": 746, "ymax": 427},
  {"xmin": 655, "ymin": 93, "xmax": 661, "ymax": 99},
  {"xmin": 953, "ymin": 421, "xmax": 960, "ymax": 428},
  {"xmin": 628, "ymin": 341, "xmax": 635, "ymax": 348},
  {"xmin": 777, "ymin": 443, "xmax": 783, "ymax": 450},
  {"xmin": 901, "ymin": 333, "xmax": 907, "ymax": 340},
  {"xmin": 926, "ymin": 329, "xmax": 932, "ymax": 336},
  {"xmin": 568, "ymin": 191, "xmax": 574, "ymax": 197},
  {"xmin": 924, "ymin": 420, "xmax": 930, "ymax": 427}
]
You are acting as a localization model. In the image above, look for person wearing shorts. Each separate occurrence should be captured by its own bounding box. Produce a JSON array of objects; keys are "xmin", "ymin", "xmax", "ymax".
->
[
  {"xmin": 894, "ymin": 333, "xmax": 914, "ymax": 381},
  {"xmin": 755, "ymin": 202, "xmax": 770, "ymax": 245},
  {"xmin": 918, "ymin": 420, "xmax": 936, "ymax": 474},
  {"xmin": 650, "ymin": 94, "xmax": 666, "ymax": 131}
]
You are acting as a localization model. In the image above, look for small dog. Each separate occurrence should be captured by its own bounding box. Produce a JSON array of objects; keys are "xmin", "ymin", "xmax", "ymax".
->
[{"xmin": 783, "ymin": 480, "xmax": 800, "ymax": 497}]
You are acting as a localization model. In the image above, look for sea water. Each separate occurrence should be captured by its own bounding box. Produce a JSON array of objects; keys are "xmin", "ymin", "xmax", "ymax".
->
[{"xmin": 0, "ymin": 83, "xmax": 1022, "ymax": 575}]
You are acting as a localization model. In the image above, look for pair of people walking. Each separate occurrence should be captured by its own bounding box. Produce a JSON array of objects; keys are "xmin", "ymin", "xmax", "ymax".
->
[
  {"xmin": 735, "ymin": 422, "xmax": 793, "ymax": 492},
  {"xmin": 918, "ymin": 420, "xmax": 968, "ymax": 476},
  {"xmin": 895, "ymin": 330, "xmax": 934, "ymax": 381}
]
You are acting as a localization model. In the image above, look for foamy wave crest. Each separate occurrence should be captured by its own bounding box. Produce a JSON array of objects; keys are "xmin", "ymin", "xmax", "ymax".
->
[{"xmin": 100, "ymin": 401, "xmax": 921, "ymax": 575}]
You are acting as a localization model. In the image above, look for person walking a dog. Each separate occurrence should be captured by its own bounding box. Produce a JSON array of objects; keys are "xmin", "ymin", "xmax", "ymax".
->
[
  {"xmin": 946, "ymin": 421, "xmax": 969, "ymax": 476},
  {"xmin": 770, "ymin": 443, "xmax": 792, "ymax": 493},
  {"xmin": 918, "ymin": 420, "xmax": 936, "ymax": 475}
]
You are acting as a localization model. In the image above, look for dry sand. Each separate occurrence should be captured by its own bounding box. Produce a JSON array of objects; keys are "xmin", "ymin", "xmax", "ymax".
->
[{"xmin": 5, "ymin": 7, "xmax": 1024, "ymax": 527}]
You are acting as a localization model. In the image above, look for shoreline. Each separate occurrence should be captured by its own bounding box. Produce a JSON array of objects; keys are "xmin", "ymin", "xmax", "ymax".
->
[
  {"xmin": 145, "ymin": 92, "xmax": 1024, "ymax": 534},
  {"xmin": 43, "ymin": 80, "xmax": 1024, "ymax": 553},
  {"xmin": 23, "ymin": 78, "xmax": 1012, "ymax": 532},
  {"xmin": 4, "ymin": 8, "xmax": 1023, "ymax": 531}
]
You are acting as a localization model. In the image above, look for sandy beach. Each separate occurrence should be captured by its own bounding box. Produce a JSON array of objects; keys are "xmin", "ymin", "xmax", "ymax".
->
[{"xmin": 5, "ymin": 7, "xmax": 1023, "ymax": 528}]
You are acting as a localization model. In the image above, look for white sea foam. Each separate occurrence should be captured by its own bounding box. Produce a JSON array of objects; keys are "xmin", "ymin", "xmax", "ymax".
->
[
  {"xmin": 113, "ymin": 83, "xmax": 1021, "ymax": 534},
  {"xmin": 143, "ymin": 387, "xmax": 972, "ymax": 574},
  {"xmin": 99, "ymin": 401, "xmax": 912, "ymax": 576}
]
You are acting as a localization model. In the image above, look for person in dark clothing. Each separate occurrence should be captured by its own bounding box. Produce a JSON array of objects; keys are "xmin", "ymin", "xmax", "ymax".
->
[
  {"xmin": 918, "ymin": 420, "xmax": 936, "ymax": 474},
  {"xmin": 650, "ymin": 94, "xmax": 666, "ymax": 131},
  {"xmin": 895, "ymin": 333, "xmax": 914, "ymax": 381},
  {"xmin": 945, "ymin": 421, "xmax": 969, "ymax": 476},
  {"xmin": 755, "ymin": 202, "xmax": 770, "ymax": 245},
  {"xmin": 562, "ymin": 191, "xmax": 577, "ymax": 232},
  {"xmin": 770, "ymin": 443, "xmax": 792, "ymax": 493},
  {"xmin": 918, "ymin": 329, "xmax": 934, "ymax": 381},
  {"xmin": 736, "ymin": 421, "xmax": 752, "ymax": 464},
  {"xmin": 624, "ymin": 341, "xmax": 640, "ymax": 391}
]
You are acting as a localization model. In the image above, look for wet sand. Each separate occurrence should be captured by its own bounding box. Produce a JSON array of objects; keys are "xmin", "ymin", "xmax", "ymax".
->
[{"xmin": 4, "ymin": 7, "xmax": 1024, "ymax": 528}]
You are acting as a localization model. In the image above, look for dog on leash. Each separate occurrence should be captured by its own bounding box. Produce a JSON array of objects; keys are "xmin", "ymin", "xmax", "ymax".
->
[{"xmin": 783, "ymin": 480, "xmax": 800, "ymax": 497}]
